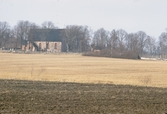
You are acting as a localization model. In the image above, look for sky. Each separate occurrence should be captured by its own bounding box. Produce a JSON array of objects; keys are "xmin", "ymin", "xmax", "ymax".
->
[{"xmin": 0, "ymin": 0, "xmax": 167, "ymax": 38}]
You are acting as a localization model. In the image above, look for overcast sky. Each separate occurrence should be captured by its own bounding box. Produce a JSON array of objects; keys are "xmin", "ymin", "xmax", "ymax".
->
[{"xmin": 0, "ymin": 0, "xmax": 167, "ymax": 38}]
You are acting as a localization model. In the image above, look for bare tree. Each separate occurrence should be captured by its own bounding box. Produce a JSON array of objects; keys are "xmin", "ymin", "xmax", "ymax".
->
[
  {"xmin": 116, "ymin": 29, "xmax": 128, "ymax": 56},
  {"xmin": 79, "ymin": 26, "xmax": 91, "ymax": 52},
  {"xmin": 125, "ymin": 33, "xmax": 140, "ymax": 58},
  {"xmin": 14, "ymin": 21, "xmax": 31, "ymax": 48},
  {"xmin": 92, "ymin": 28, "xmax": 109, "ymax": 50},
  {"xmin": 61, "ymin": 25, "xmax": 90, "ymax": 52},
  {"xmin": 137, "ymin": 31, "xmax": 147, "ymax": 56},
  {"xmin": 110, "ymin": 29, "xmax": 118, "ymax": 53},
  {"xmin": 14, "ymin": 21, "xmax": 40, "ymax": 49},
  {"xmin": 29, "ymin": 22, "xmax": 40, "ymax": 30},
  {"xmin": 0, "ymin": 21, "xmax": 10, "ymax": 48},
  {"xmin": 41, "ymin": 21, "xmax": 57, "ymax": 29},
  {"xmin": 28, "ymin": 23, "xmax": 40, "ymax": 42},
  {"xmin": 145, "ymin": 36, "xmax": 156, "ymax": 58},
  {"xmin": 11, "ymin": 26, "xmax": 22, "ymax": 49},
  {"xmin": 159, "ymin": 31, "xmax": 167, "ymax": 59}
]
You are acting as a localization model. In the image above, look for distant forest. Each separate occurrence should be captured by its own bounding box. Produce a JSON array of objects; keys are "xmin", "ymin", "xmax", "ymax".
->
[{"xmin": 0, "ymin": 20, "xmax": 167, "ymax": 59}]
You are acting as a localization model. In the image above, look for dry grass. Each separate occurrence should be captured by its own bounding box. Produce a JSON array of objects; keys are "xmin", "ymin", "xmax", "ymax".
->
[{"xmin": 0, "ymin": 53, "xmax": 167, "ymax": 87}]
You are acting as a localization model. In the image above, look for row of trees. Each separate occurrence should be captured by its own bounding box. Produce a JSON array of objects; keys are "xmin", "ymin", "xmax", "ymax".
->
[
  {"xmin": 91, "ymin": 29, "xmax": 158, "ymax": 59},
  {"xmin": 0, "ymin": 21, "xmax": 57, "ymax": 50},
  {"xmin": 0, "ymin": 20, "xmax": 167, "ymax": 59}
]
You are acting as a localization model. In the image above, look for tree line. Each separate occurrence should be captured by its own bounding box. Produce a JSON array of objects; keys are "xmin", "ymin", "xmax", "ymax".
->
[{"xmin": 0, "ymin": 20, "xmax": 167, "ymax": 59}]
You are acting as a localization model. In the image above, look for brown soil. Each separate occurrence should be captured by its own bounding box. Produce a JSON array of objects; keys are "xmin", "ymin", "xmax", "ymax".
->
[{"xmin": 0, "ymin": 79, "xmax": 167, "ymax": 114}]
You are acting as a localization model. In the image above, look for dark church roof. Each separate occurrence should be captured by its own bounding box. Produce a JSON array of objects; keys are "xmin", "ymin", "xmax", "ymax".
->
[{"xmin": 29, "ymin": 29, "xmax": 64, "ymax": 42}]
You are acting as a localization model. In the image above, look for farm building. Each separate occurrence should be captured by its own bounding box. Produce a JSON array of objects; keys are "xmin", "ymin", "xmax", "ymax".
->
[{"xmin": 22, "ymin": 29, "xmax": 64, "ymax": 52}]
